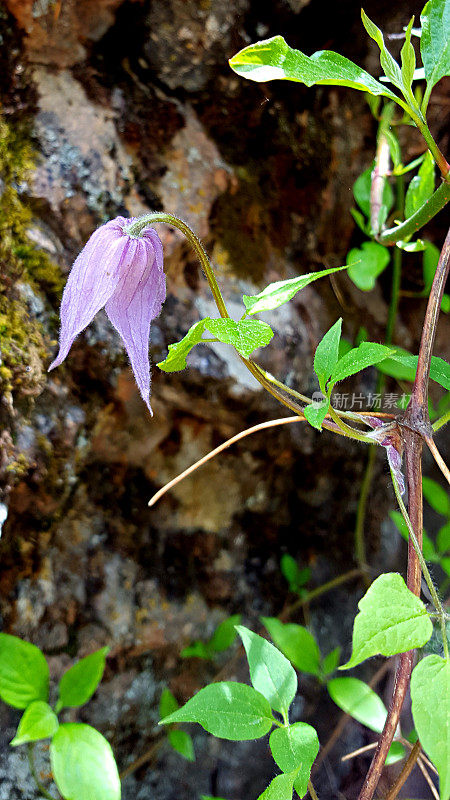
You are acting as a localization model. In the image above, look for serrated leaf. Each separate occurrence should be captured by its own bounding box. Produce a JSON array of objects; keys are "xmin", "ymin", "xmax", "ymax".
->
[
  {"xmin": 168, "ymin": 728, "xmax": 195, "ymax": 761},
  {"xmin": 0, "ymin": 633, "xmax": 49, "ymax": 709},
  {"xmin": 158, "ymin": 318, "xmax": 273, "ymax": 371},
  {"xmin": 257, "ymin": 770, "xmax": 297, "ymax": 800},
  {"xmin": 422, "ymin": 476, "xmax": 450, "ymax": 516},
  {"xmin": 347, "ymin": 242, "xmax": 390, "ymax": 291},
  {"xmin": 229, "ymin": 35, "xmax": 398, "ymax": 99},
  {"xmin": 321, "ymin": 647, "xmax": 341, "ymax": 676},
  {"xmin": 261, "ymin": 618, "xmax": 321, "ymax": 677},
  {"xmin": 361, "ymin": 10, "xmax": 404, "ymax": 90},
  {"xmin": 11, "ymin": 701, "xmax": 59, "ymax": 746},
  {"xmin": 420, "ymin": 0, "xmax": 450, "ymax": 91},
  {"xmin": 269, "ymin": 723, "xmax": 319, "ymax": 796},
  {"xmin": 157, "ymin": 320, "xmax": 207, "ymax": 372},
  {"xmin": 242, "ymin": 267, "xmax": 347, "ymax": 315},
  {"xmin": 159, "ymin": 688, "xmax": 178, "ymax": 719},
  {"xmin": 313, "ymin": 319, "xmax": 342, "ymax": 388},
  {"xmin": 236, "ymin": 626, "xmax": 297, "ymax": 715},
  {"xmin": 159, "ymin": 682, "xmax": 274, "ymax": 741},
  {"xmin": 401, "ymin": 17, "xmax": 417, "ymax": 92},
  {"xmin": 340, "ymin": 573, "xmax": 433, "ymax": 669},
  {"xmin": 210, "ymin": 615, "xmax": 242, "ymax": 652},
  {"xmin": 50, "ymin": 723, "xmax": 121, "ymax": 800},
  {"xmin": 377, "ymin": 349, "xmax": 450, "ymax": 390},
  {"xmin": 56, "ymin": 647, "xmax": 109, "ymax": 712},
  {"xmin": 328, "ymin": 677, "xmax": 387, "ymax": 733},
  {"xmin": 206, "ymin": 318, "xmax": 274, "ymax": 358},
  {"xmin": 405, "ymin": 151, "xmax": 435, "ymax": 218},
  {"xmin": 411, "ymin": 655, "xmax": 450, "ymax": 800},
  {"xmin": 330, "ymin": 342, "xmax": 394, "ymax": 384}
]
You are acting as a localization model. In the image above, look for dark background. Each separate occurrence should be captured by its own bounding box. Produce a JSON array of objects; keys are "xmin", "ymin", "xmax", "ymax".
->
[{"xmin": 0, "ymin": 0, "xmax": 449, "ymax": 797}]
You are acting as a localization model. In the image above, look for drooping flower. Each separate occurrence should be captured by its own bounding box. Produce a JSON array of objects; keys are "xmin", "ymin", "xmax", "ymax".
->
[
  {"xmin": 49, "ymin": 216, "xmax": 166, "ymax": 414},
  {"xmin": 365, "ymin": 417, "xmax": 405, "ymax": 494}
]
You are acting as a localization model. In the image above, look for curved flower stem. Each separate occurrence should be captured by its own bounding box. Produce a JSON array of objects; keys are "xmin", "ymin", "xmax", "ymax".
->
[
  {"xmin": 377, "ymin": 180, "xmax": 450, "ymax": 246},
  {"xmin": 281, "ymin": 568, "xmax": 362, "ymax": 619},
  {"xmin": 308, "ymin": 779, "xmax": 319, "ymax": 800},
  {"xmin": 27, "ymin": 744, "xmax": 58, "ymax": 800},
  {"xmin": 327, "ymin": 406, "xmax": 378, "ymax": 445},
  {"xmin": 125, "ymin": 213, "xmax": 230, "ymax": 318},
  {"xmin": 425, "ymin": 435, "xmax": 450, "ymax": 486},
  {"xmin": 391, "ymin": 468, "xmax": 449, "ymax": 659}
]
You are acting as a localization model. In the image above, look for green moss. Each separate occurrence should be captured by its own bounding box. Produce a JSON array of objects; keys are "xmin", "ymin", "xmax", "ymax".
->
[{"xmin": 0, "ymin": 117, "xmax": 62, "ymax": 400}]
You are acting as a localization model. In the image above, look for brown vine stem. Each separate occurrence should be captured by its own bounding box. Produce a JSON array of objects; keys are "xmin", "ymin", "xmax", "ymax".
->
[
  {"xmin": 384, "ymin": 739, "xmax": 421, "ymax": 800},
  {"xmin": 357, "ymin": 224, "xmax": 450, "ymax": 800}
]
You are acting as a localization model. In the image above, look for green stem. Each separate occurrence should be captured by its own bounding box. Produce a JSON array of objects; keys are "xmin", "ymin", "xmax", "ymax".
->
[
  {"xmin": 385, "ymin": 176, "xmax": 404, "ymax": 343},
  {"xmin": 308, "ymin": 779, "xmax": 320, "ymax": 800},
  {"xmin": 433, "ymin": 408, "xmax": 450, "ymax": 432},
  {"xmin": 27, "ymin": 744, "xmax": 57, "ymax": 800},
  {"xmin": 378, "ymin": 180, "xmax": 450, "ymax": 246},
  {"xmin": 125, "ymin": 213, "xmax": 230, "ymax": 318},
  {"xmin": 327, "ymin": 406, "xmax": 378, "ymax": 444},
  {"xmin": 391, "ymin": 469, "xmax": 449, "ymax": 660}
]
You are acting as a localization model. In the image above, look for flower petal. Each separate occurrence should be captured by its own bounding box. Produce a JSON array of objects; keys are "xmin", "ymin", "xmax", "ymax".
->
[
  {"xmin": 49, "ymin": 221, "xmax": 127, "ymax": 369},
  {"xmin": 105, "ymin": 232, "xmax": 166, "ymax": 414}
]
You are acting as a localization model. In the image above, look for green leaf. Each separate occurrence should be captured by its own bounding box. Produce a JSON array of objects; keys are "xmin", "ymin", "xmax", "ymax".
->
[
  {"xmin": 159, "ymin": 688, "xmax": 179, "ymax": 718},
  {"xmin": 313, "ymin": 319, "xmax": 342, "ymax": 388},
  {"xmin": 56, "ymin": 647, "xmax": 109, "ymax": 713},
  {"xmin": 437, "ymin": 522, "xmax": 450, "ymax": 553},
  {"xmin": 400, "ymin": 17, "xmax": 417, "ymax": 92},
  {"xmin": 353, "ymin": 166, "xmax": 372, "ymax": 217},
  {"xmin": 321, "ymin": 647, "xmax": 341, "ymax": 676},
  {"xmin": 341, "ymin": 573, "xmax": 433, "ymax": 669},
  {"xmin": 0, "ymin": 633, "xmax": 49, "ymax": 709},
  {"xmin": 411, "ymin": 655, "xmax": 450, "ymax": 800},
  {"xmin": 385, "ymin": 128, "xmax": 402, "ymax": 170},
  {"xmin": 257, "ymin": 771, "xmax": 297, "ymax": 800},
  {"xmin": 229, "ymin": 35, "xmax": 398, "ymax": 99},
  {"xmin": 261, "ymin": 618, "xmax": 321, "ymax": 677},
  {"xmin": 180, "ymin": 641, "xmax": 212, "ymax": 660},
  {"xmin": 377, "ymin": 349, "xmax": 450, "ymax": 390},
  {"xmin": 422, "ymin": 476, "xmax": 450, "ymax": 516},
  {"xmin": 405, "ymin": 151, "xmax": 435, "ymax": 219},
  {"xmin": 236, "ymin": 626, "xmax": 297, "ymax": 715},
  {"xmin": 280, "ymin": 555, "xmax": 310, "ymax": 594},
  {"xmin": 328, "ymin": 677, "xmax": 387, "ymax": 733},
  {"xmin": 168, "ymin": 729, "xmax": 195, "ymax": 761},
  {"xmin": 389, "ymin": 511, "xmax": 436, "ymax": 561},
  {"xmin": 347, "ymin": 242, "xmax": 390, "ymax": 291},
  {"xmin": 242, "ymin": 267, "xmax": 347, "ymax": 315},
  {"xmin": 210, "ymin": 615, "xmax": 242, "ymax": 652},
  {"xmin": 157, "ymin": 320, "xmax": 207, "ymax": 372},
  {"xmin": 396, "ymin": 239, "xmax": 426, "ymax": 252},
  {"xmin": 50, "ymin": 723, "xmax": 121, "ymax": 800},
  {"xmin": 420, "ymin": 0, "xmax": 450, "ymax": 91},
  {"xmin": 159, "ymin": 682, "xmax": 274, "ymax": 741},
  {"xmin": 386, "ymin": 742, "xmax": 406, "ymax": 765},
  {"xmin": 158, "ymin": 317, "xmax": 274, "ymax": 371},
  {"xmin": 330, "ymin": 342, "xmax": 394, "ymax": 384},
  {"xmin": 304, "ymin": 397, "xmax": 330, "ymax": 432},
  {"xmin": 361, "ymin": 10, "xmax": 403, "ymax": 90},
  {"xmin": 269, "ymin": 723, "xmax": 319, "ymax": 796},
  {"xmin": 11, "ymin": 701, "xmax": 59, "ymax": 746},
  {"xmin": 206, "ymin": 318, "xmax": 273, "ymax": 358}
]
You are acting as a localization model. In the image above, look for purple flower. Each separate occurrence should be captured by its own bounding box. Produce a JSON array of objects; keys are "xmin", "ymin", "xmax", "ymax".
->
[
  {"xmin": 366, "ymin": 417, "xmax": 405, "ymax": 494},
  {"xmin": 49, "ymin": 216, "xmax": 166, "ymax": 414}
]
